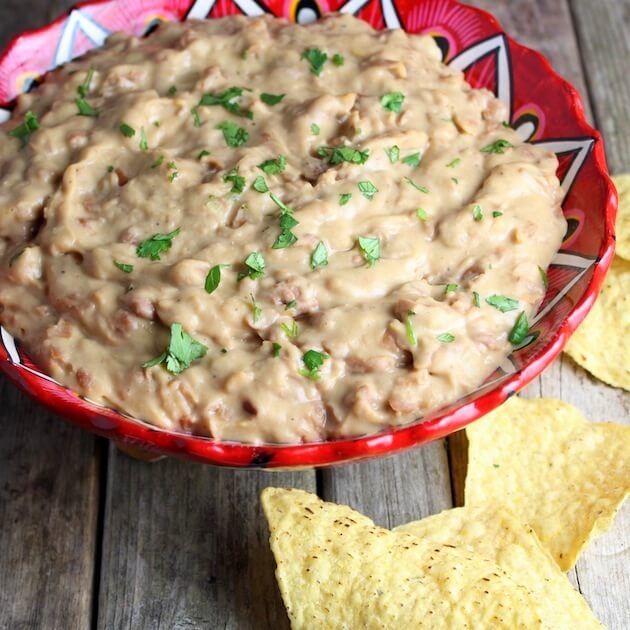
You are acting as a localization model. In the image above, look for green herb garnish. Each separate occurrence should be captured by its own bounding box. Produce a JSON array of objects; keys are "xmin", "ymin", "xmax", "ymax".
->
[
  {"xmin": 272, "ymin": 230, "xmax": 298, "ymax": 249},
  {"xmin": 404, "ymin": 177, "xmax": 429, "ymax": 193},
  {"xmin": 358, "ymin": 236, "xmax": 380, "ymax": 267},
  {"xmin": 508, "ymin": 311, "xmax": 529, "ymax": 345},
  {"xmin": 385, "ymin": 145, "xmax": 400, "ymax": 163},
  {"xmin": 285, "ymin": 300, "xmax": 297, "ymax": 310},
  {"xmin": 444, "ymin": 283, "xmax": 458, "ymax": 294},
  {"xmin": 78, "ymin": 68, "xmax": 94, "ymax": 98},
  {"xmin": 166, "ymin": 85, "xmax": 177, "ymax": 97},
  {"xmin": 486, "ymin": 294, "xmax": 519, "ymax": 312},
  {"xmin": 538, "ymin": 266, "xmax": 549, "ymax": 290},
  {"xmin": 223, "ymin": 168, "xmax": 246, "ymax": 194},
  {"xmin": 480, "ymin": 139, "xmax": 513, "ymax": 154},
  {"xmin": 300, "ymin": 349, "xmax": 328, "ymax": 380},
  {"xmin": 120, "ymin": 122, "xmax": 135, "ymax": 138},
  {"xmin": 280, "ymin": 320, "xmax": 299, "ymax": 339},
  {"xmin": 472, "ymin": 204, "xmax": 483, "ymax": 221},
  {"xmin": 358, "ymin": 181, "xmax": 378, "ymax": 200},
  {"xmin": 258, "ymin": 155, "xmax": 287, "ymax": 175},
  {"xmin": 310, "ymin": 123, "xmax": 320, "ymax": 135},
  {"xmin": 332, "ymin": 53, "xmax": 344, "ymax": 66},
  {"xmin": 199, "ymin": 86, "xmax": 252, "ymax": 119},
  {"xmin": 380, "ymin": 91, "xmax": 405, "ymax": 113},
  {"xmin": 136, "ymin": 227, "xmax": 180, "ymax": 261},
  {"xmin": 216, "ymin": 121, "xmax": 249, "ymax": 147},
  {"xmin": 446, "ymin": 157, "xmax": 461, "ymax": 168},
  {"xmin": 472, "ymin": 291, "xmax": 480, "ymax": 307},
  {"xmin": 252, "ymin": 175, "xmax": 269, "ymax": 193},
  {"xmin": 75, "ymin": 97, "xmax": 98, "ymax": 117},
  {"xmin": 9, "ymin": 111, "xmax": 39, "ymax": 144},
  {"xmin": 402, "ymin": 152, "xmax": 421, "ymax": 167},
  {"xmin": 151, "ymin": 154, "xmax": 165, "ymax": 169},
  {"xmin": 302, "ymin": 48, "xmax": 328, "ymax": 76},
  {"xmin": 317, "ymin": 145, "xmax": 369, "ymax": 165},
  {"xmin": 197, "ymin": 149, "xmax": 210, "ymax": 160},
  {"xmin": 243, "ymin": 252, "xmax": 265, "ymax": 279},
  {"xmin": 205, "ymin": 264, "xmax": 229, "ymax": 294},
  {"xmin": 261, "ymin": 93, "xmax": 285, "ymax": 106},
  {"xmin": 437, "ymin": 333, "xmax": 455, "ymax": 343},
  {"xmin": 272, "ymin": 342, "xmax": 282, "ymax": 357},
  {"xmin": 416, "ymin": 208, "xmax": 428, "ymax": 221},
  {"xmin": 250, "ymin": 293, "xmax": 262, "ymax": 323},
  {"xmin": 339, "ymin": 193, "xmax": 352, "ymax": 206},
  {"xmin": 142, "ymin": 322, "xmax": 207, "ymax": 375},
  {"xmin": 113, "ymin": 260, "xmax": 133, "ymax": 273},
  {"xmin": 405, "ymin": 310, "xmax": 417, "ymax": 347},
  {"xmin": 310, "ymin": 241, "xmax": 328, "ymax": 270},
  {"xmin": 139, "ymin": 127, "xmax": 149, "ymax": 151},
  {"xmin": 191, "ymin": 107, "xmax": 202, "ymax": 128},
  {"xmin": 492, "ymin": 211, "xmax": 503, "ymax": 218}
]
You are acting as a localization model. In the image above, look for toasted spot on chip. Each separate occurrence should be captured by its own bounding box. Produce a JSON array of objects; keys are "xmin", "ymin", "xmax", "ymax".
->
[
  {"xmin": 396, "ymin": 504, "xmax": 602, "ymax": 628},
  {"xmin": 564, "ymin": 255, "xmax": 629, "ymax": 391},
  {"xmin": 465, "ymin": 397, "xmax": 630, "ymax": 570},
  {"xmin": 613, "ymin": 174, "xmax": 630, "ymax": 261},
  {"xmin": 262, "ymin": 487, "xmax": 550, "ymax": 629}
]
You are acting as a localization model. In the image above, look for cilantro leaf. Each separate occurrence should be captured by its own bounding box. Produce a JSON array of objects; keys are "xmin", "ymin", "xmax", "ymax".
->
[
  {"xmin": 385, "ymin": 145, "xmax": 400, "ymax": 163},
  {"xmin": 300, "ymin": 349, "xmax": 328, "ymax": 380},
  {"xmin": 191, "ymin": 106, "xmax": 202, "ymax": 128},
  {"xmin": 332, "ymin": 53, "xmax": 344, "ymax": 66},
  {"xmin": 223, "ymin": 168, "xmax": 246, "ymax": 194},
  {"xmin": 380, "ymin": 91, "xmax": 405, "ymax": 113},
  {"xmin": 302, "ymin": 48, "xmax": 327, "ymax": 76},
  {"xmin": 244, "ymin": 252, "xmax": 265, "ymax": 279},
  {"xmin": 250, "ymin": 293, "xmax": 262, "ymax": 323},
  {"xmin": 273, "ymin": 230, "xmax": 298, "ymax": 249},
  {"xmin": 444, "ymin": 283, "xmax": 458, "ymax": 294},
  {"xmin": 216, "ymin": 121, "xmax": 249, "ymax": 147},
  {"xmin": 358, "ymin": 236, "xmax": 380, "ymax": 267},
  {"xmin": 508, "ymin": 311, "xmax": 529, "ymax": 345},
  {"xmin": 538, "ymin": 265, "xmax": 549, "ymax": 290},
  {"xmin": 358, "ymin": 181, "xmax": 378, "ymax": 200},
  {"xmin": 446, "ymin": 157, "xmax": 461, "ymax": 168},
  {"xmin": 317, "ymin": 145, "xmax": 369, "ymax": 165},
  {"xmin": 9, "ymin": 111, "xmax": 39, "ymax": 144},
  {"xmin": 404, "ymin": 177, "xmax": 429, "ymax": 193},
  {"xmin": 205, "ymin": 264, "xmax": 228, "ymax": 294},
  {"xmin": 77, "ymin": 68, "xmax": 94, "ymax": 98},
  {"xmin": 472, "ymin": 291, "xmax": 481, "ymax": 307},
  {"xmin": 280, "ymin": 320, "xmax": 299, "ymax": 338},
  {"xmin": 481, "ymin": 139, "xmax": 513, "ymax": 154},
  {"xmin": 139, "ymin": 126, "xmax": 149, "ymax": 151},
  {"xmin": 485, "ymin": 295, "xmax": 519, "ymax": 312},
  {"xmin": 472, "ymin": 204, "xmax": 483, "ymax": 221},
  {"xmin": 166, "ymin": 85, "xmax": 177, "ymax": 97},
  {"xmin": 272, "ymin": 342, "xmax": 282, "ymax": 357},
  {"xmin": 75, "ymin": 97, "xmax": 98, "ymax": 117},
  {"xmin": 416, "ymin": 208, "xmax": 428, "ymax": 221},
  {"xmin": 310, "ymin": 123, "xmax": 320, "ymax": 135},
  {"xmin": 437, "ymin": 333, "xmax": 455, "ymax": 343},
  {"xmin": 199, "ymin": 86, "xmax": 252, "ymax": 119},
  {"xmin": 113, "ymin": 260, "xmax": 133, "ymax": 273},
  {"xmin": 493, "ymin": 211, "xmax": 503, "ymax": 218},
  {"xmin": 405, "ymin": 310, "xmax": 417, "ymax": 347},
  {"xmin": 339, "ymin": 193, "xmax": 352, "ymax": 206},
  {"xmin": 151, "ymin": 155, "xmax": 165, "ymax": 169},
  {"xmin": 143, "ymin": 323, "xmax": 207, "ymax": 375},
  {"xmin": 401, "ymin": 152, "xmax": 421, "ymax": 167},
  {"xmin": 136, "ymin": 227, "xmax": 180, "ymax": 261},
  {"xmin": 197, "ymin": 149, "xmax": 210, "ymax": 160},
  {"xmin": 120, "ymin": 123, "xmax": 135, "ymax": 138},
  {"xmin": 310, "ymin": 241, "xmax": 328, "ymax": 270},
  {"xmin": 258, "ymin": 155, "xmax": 287, "ymax": 175},
  {"xmin": 261, "ymin": 93, "xmax": 285, "ymax": 106},
  {"xmin": 252, "ymin": 175, "xmax": 269, "ymax": 193}
]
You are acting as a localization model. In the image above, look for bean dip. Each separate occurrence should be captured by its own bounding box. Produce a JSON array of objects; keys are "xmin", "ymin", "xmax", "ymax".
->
[{"xmin": 0, "ymin": 14, "xmax": 565, "ymax": 444}]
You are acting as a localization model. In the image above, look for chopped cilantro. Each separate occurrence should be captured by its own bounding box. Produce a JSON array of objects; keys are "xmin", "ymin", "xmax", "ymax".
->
[
  {"xmin": 250, "ymin": 293, "xmax": 262, "ymax": 323},
  {"xmin": 444, "ymin": 283, "xmax": 458, "ymax": 294},
  {"xmin": 151, "ymin": 154, "xmax": 165, "ymax": 169},
  {"xmin": 75, "ymin": 97, "xmax": 98, "ymax": 117},
  {"xmin": 216, "ymin": 121, "xmax": 249, "ymax": 147},
  {"xmin": 139, "ymin": 127, "xmax": 149, "ymax": 151},
  {"xmin": 272, "ymin": 230, "xmax": 298, "ymax": 249},
  {"xmin": 113, "ymin": 260, "xmax": 133, "ymax": 273},
  {"xmin": 317, "ymin": 145, "xmax": 369, "ymax": 165},
  {"xmin": 191, "ymin": 107, "xmax": 202, "ymax": 128},
  {"xmin": 77, "ymin": 68, "xmax": 94, "ymax": 98},
  {"xmin": 446, "ymin": 157, "xmax": 461, "ymax": 168},
  {"xmin": 385, "ymin": 145, "xmax": 400, "ymax": 163},
  {"xmin": 252, "ymin": 175, "xmax": 269, "ymax": 193},
  {"xmin": 205, "ymin": 264, "xmax": 228, "ymax": 294},
  {"xmin": 416, "ymin": 208, "xmax": 428, "ymax": 221},
  {"xmin": 258, "ymin": 155, "xmax": 287, "ymax": 175},
  {"xmin": 107, "ymin": 165, "xmax": 114, "ymax": 173},
  {"xmin": 197, "ymin": 149, "xmax": 210, "ymax": 160},
  {"xmin": 261, "ymin": 93, "xmax": 285, "ymax": 106},
  {"xmin": 120, "ymin": 123, "xmax": 135, "ymax": 138},
  {"xmin": 358, "ymin": 181, "xmax": 378, "ymax": 200},
  {"xmin": 486, "ymin": 295, "xmax": 519, "ymax": 312},
  {"xmin": 437, "ymin": 332, "xmax": 455, "ymax": 343},
  {"xmin": 472, "ymin": 204, "xmax": 483, "ymax": 221},
  {"xmin": 380, "ymin": 91, "xmax": 405, "ymax": 113},
  {"xmin": 332, "ymin": 53, "xmax": 344, "ymax": 66},
  {"xmin": 472, "ymin": 291, "xmax": 480, "ymax": 307},
  {"xmin": 404, "ymin": 177, "xmax": 429, "ymax": 193},
  {"xmin": 300, "ymin": 349, "xmax": 328, "ymax": 380},
  {"xmin": 285, "ymin": 300, "xmax": 297, "ymax": 310},
  {"xmin": 302, "ymin": 48, "xmax": 327, "ymax": 76},
  {"xmin": 167, "ymin": 161, "xmax": 178, "ymax": 183},
  {"xmin": 310, "ymin": 123, "xmax": 320, "ymax": 135},
  {"xmin": 401, "ymin": 152, "xmax": 421, "ymax": 167},
  {"xmin": 9, "ymin": 111, "xmax": 39, "ymax": 144},
  {"xmin": 492, "ymin": 211, "xmax": 503, "ymax": 218},
  {"xmin": 508, "ymin": 311, "xmax": 529, "ymax": 345},
  {"xmin": 310, "ymin": 241, "xmax": 328, "ymax": 270},
  {"xmin": 199, "ymin": 86, "xmax": 252, "ymax": 119},
  {"xmin": 280, "ymin": 320, "xmax": 299, "ymax": 339},
  {"xmin": 358, "ymin": 236, "xmax": 380, "ymax": 267},
  {"xmin": 272, "ymin": 342, "xmax": 282, "ymax": 358},
  {"xmin": 223, "ymin": 168, "xmax": 246, "ymax": 194},
  {"xmin": 405, "ymin": 310, "xmax": 417, "ymax": 347},
  {"xmin": 480, "ymin": 139, "xmax": 513, "ymax": 154},
  {"xmin": 166, "ymin": 85, "xmax": 177, "ymax": 97},
  {"xmin": 270, "ymin": 193, "xmax": 293, "ymax": 214},
  {"xmin": 451, "ymin": 177, "xmax": 459, "ymax": 185},
  {"xmin": 539, "ymin": 266, "xmax": 549, "ymax": 290},
  {"xmin": 136, "ymin": 227, "xmax": 180, "ymax": 261},
  {"xmin": 339, "ymin": 193, "xmax": 352, "ymax": 206},
  {"xmin": 142, "ymin": 322, "xmax": 207, "ymax": 375},
  {"xmin": 243, "ymin": 252, "xmax": 265, "ymax": 279}
]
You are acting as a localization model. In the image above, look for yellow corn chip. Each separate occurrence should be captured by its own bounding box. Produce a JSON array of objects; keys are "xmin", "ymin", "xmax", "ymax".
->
[
  {"xmin": 564, "ymin": 255, "xmax": 630, "ymax": 390},
  {"xmin": 396, "ymin": 504, "xmax": 601, "ymax": 628},
  {"xmin": 613, "ymin": 174, "xmax": 630, "ymax": 261},
  {"xmin": 466, "ymin": 397, "xmax": 630, "ymax": 570},
  {"xmin": 262, "ymin": 487, "xmax": 552, "ymax": 629}
]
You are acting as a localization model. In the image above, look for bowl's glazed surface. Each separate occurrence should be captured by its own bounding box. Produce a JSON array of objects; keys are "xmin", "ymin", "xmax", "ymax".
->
[{"xmin": 0, "ymin": 0, "xmax": 616, "ymax": 467}]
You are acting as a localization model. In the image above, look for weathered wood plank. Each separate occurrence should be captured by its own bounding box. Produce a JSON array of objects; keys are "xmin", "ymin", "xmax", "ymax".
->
[
  {"xmin": 97, "ymin": 446, "xmax": 314, "ymax": 630},
  {"xmin": 0, "ymin": 380, "xmax": 101, "ymax": 630}
]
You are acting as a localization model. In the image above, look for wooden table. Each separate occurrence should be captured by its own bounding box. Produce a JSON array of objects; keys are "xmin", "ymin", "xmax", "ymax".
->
[{"xmin": 0, "ymin": 1, "xmax": 628, "ymax": 628}]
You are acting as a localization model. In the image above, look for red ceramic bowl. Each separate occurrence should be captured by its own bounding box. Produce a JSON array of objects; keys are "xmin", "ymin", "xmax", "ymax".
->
[{"xmin": 0, "ymin": 0, "xmax": 616, "ymax": 468}]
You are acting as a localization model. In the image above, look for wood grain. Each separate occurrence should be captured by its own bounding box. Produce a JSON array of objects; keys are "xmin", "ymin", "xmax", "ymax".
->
[
  {"xmin": 96, "ymin": 445, "xmax": 314, "ymax": 630},
  {"xmin": 0, "ymin": 380, "xmax": 101, "ymax": 630}
]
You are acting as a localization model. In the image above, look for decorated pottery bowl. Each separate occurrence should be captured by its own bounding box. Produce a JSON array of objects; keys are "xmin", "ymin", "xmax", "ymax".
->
[{"xmin": 0, "ymin": 0, "xmax": 616, "ymax": 468}]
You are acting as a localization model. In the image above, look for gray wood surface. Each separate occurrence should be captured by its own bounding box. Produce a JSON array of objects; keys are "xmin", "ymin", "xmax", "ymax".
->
[{"xmin": 0, "ymin": 1, "xmax": 628, "ymax": 629}]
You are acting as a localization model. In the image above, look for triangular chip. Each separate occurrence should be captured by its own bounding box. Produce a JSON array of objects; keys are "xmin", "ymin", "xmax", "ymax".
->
[
  {"xmin": 262, "ymin": 487, "xmax": 551, "ymax": 629},
  {"xmin": 466, "ymin": 397, "xmax": 630, "ymax": 570},
  {"xmin": 396, "ymin": 504, "xmax": 601, "ymax": 628},
  {"xmin": 564, "ymin": 255, "xmax": 630, "ymax": 390},
  {"xmin": 613, "ymin": 174, "xmax": 630, "ymax": 261}
]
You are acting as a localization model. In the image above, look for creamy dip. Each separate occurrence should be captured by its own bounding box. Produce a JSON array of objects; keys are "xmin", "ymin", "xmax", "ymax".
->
[{"xmin": 0, "ymin": 14, "xmax": 565, "ymax": 444}]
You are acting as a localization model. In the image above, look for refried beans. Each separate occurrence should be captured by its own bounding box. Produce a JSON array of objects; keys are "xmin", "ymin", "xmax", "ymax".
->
[{"xmin": 0, "ymin": 14, "xmax": 566, "ymax": 443}]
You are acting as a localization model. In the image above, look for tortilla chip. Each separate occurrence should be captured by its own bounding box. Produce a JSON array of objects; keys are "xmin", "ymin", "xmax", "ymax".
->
[
  {"xmin": 466, "ymin": 397, "xmax": 630, "ymax": 570},
  {"xmin": 396, "ymin": 504, "xmax": 601, "ymax": 628},
  {"xmin": 564, "ymin": 255, "xmax": 630, "ymax": 390},
  {"xmin": 613, "ymin": 174, "xmax": 630, "ymax": 260},
  {"xmin": 262, "ymin": 487, "xmax": 550, "ymax": 629}
]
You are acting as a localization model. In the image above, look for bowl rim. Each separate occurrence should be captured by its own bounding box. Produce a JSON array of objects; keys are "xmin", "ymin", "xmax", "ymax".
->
[{"xmin": 0, "ymin": 0, "xmax": 617, "ymax": 468}]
